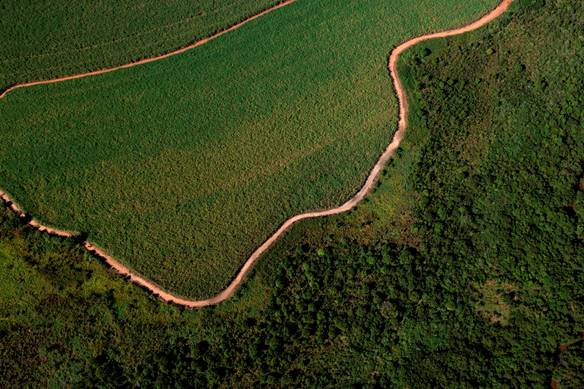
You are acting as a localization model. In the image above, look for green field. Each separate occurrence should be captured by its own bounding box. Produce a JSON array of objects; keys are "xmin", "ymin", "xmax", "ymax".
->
[
  {"xmin": 0, "ymin": 0, "xmax": 278, "ymax": 90},
  {"xmin": 1, "ymin": 0, "xmax": 582, "ymax": 386},
  {"xmin": 0, "ymin": 0, "xmax": 498, "ymax": 298}
]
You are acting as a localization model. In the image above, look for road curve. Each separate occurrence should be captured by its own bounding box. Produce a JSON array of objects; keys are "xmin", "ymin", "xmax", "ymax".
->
[
  {"xmin": 0, "ymin": 0, "xmax": 512, "ymax": 308},
  {"xmin": 0, "ymin": 0, "xmax": 296, "ymax": 99}
]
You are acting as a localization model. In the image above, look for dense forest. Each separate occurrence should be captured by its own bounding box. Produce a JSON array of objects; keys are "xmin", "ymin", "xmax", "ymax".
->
[{"xmin": 1, "ymin": 0, "xmax": 583, "ymax": 386}]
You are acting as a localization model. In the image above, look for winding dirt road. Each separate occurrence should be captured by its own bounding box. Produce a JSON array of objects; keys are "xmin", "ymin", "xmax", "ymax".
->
[{"xmin": 0, "ymin": 0, "xmax": 512, "ymax": 308}]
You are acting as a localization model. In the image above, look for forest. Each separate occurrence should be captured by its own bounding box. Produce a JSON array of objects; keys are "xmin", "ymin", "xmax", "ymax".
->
[{"xmin": 1, "ymin": 0, "xmax": 582, "ymax": 386}]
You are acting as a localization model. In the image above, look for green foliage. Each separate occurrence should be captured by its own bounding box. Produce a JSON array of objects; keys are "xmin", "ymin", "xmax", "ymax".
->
[
  {"xmin": 0, "ymin": 0, "xmax": 497, "ymax": 298},
  {"xmin": 552, "ymin": 337, "xmax": 584, "ymax": 389},
  {"xmin": 0, "ymin": 0, "xmax": 278, "ymax": 89},
  {"xmin": 0, "ymin": 0, "xmax": 582, "ymax": 387}
]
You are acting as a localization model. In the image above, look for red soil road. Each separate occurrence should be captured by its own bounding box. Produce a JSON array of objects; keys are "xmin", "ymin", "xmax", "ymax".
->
[
  {"xmin": 0, "ymin": 0, "xmax": 296, "ymax": 99},
  {"xmin": 0, "ymin": 0, "xmax": 513, "ymax": 308}
]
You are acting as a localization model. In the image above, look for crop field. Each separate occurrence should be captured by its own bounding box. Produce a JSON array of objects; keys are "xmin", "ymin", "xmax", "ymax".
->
[
  {"xmin": 2, "ymin": 0, "xmax": 584, "ymax": 385},
  {"xmin": 0, "ymin": 0, "xmax": 278, "ymax": 89},
  {"xmin": 0, "ymin": 0, "xmax": 498, "ymax": 298}
]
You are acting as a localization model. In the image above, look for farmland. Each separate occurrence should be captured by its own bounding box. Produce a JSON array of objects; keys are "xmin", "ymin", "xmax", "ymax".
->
[
  {"xmin": 0, "ymin": 0, "xmax": 498, "ymax": 298},
  {"xmin": 0, "ymin": 0, "xmax": 278, "ymax": 90},
  {"xmin": 0, "ymin": 0, "xmax": 582, "ymax": 385}
]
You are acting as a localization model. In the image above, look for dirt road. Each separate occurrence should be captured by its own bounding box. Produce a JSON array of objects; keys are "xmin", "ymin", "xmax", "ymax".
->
[
  {"xmin": 0, "ymin": 0, "xmax": 296, "ymax": 99},
  {"xmin": 0, "ymin": 0, "xmax": 512, "ymax": 307}
]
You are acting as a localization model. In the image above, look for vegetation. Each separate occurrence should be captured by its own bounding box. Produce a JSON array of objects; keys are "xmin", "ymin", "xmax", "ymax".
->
[
  {"xmin": 0, "ymin": 0, "xmax": 498, "ymax": 298},
  {"xmin": 0, "ymin": 0, "xmax": 278, "ymax": 89},
  {"xmin": 1, "ymin": 0, "xmax": 582, "ymax": 387}
]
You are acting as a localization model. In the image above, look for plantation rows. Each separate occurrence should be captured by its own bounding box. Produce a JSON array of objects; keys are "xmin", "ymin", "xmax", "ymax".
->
[
  {"xmin": 0, "ymin": 0, "xmax": 498, "ymax": 298},
  {"xmin": 1, "ymin": 0, "xmax": 582, "ymax": 386},
  {"xmin": 0, "ymin": 0, "xmax": 278, "ymax": 89}
]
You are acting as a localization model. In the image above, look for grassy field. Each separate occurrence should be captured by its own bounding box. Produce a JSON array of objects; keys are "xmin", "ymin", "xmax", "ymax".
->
[
  {"xmin": 1, "ymin": 0, "xmax": 583, "ymax": 385},
  {"xmin": 0, "ymin": 0, "xmax": 498, "ymax": 298},
  {"xmin": 0, "ymin": 0, "xmax": 279, "ymax": 90}
]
